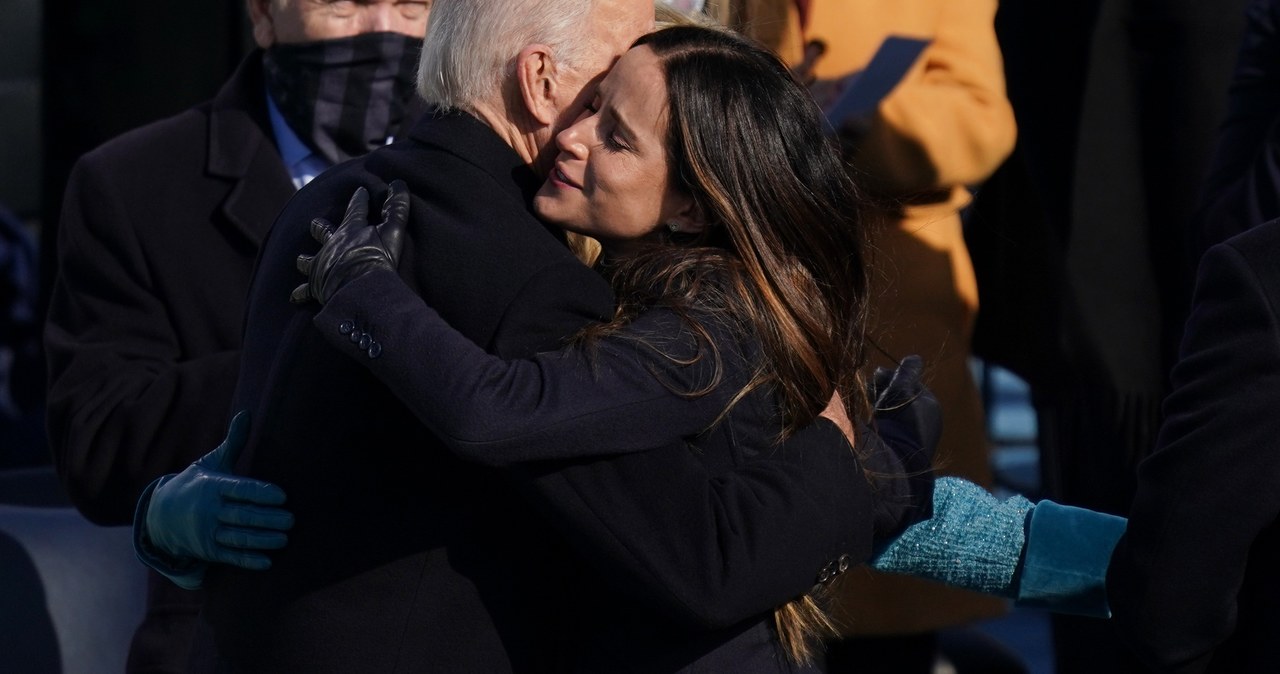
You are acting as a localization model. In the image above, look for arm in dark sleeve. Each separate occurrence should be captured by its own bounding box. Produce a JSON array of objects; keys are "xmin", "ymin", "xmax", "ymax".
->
[
  {"xmin": 1195, "ymin": 0, "xmax": 1280, "ymax": 255},
  {"xmin": 314, "ymin": 267, "xmax": 739, "ymax": 465},
  {"xmin": 485, "ymin": 270, "xmax": 887, "ymax": 628},
  {"xmin": 1107, "ymin": 234, "xmax": 1280, "ymax": 671},
  {"xmin": 317, "ymin": 261, "xmax": 879, "ymax": 629},
  {"xmin": 44, "ymin": 159, "xmax": 240, "ymax": 524},
  {"xmin": 521, "ymin": 417, "xmax": 875, "ymax": 631}
]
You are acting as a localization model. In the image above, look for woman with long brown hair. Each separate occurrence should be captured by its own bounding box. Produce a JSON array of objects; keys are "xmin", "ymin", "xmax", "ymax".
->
[
  {"xmin": 293, "ymin": 24, "xmax": 885, "ymax": 668},
  {"xmin": 139, "ymin": 19, "xmax": 1126, "ymax": 671}
]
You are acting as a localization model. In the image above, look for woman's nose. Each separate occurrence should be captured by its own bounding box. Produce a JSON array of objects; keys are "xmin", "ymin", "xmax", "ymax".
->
[{"xmin": 556, "ymin": 117, "xmax": 592, "ymax": 160}]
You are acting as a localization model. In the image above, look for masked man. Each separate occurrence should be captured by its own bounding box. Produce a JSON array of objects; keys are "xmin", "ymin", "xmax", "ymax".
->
[{"xmin": 43, "ymin": 2, "xmax": 429, "ymax": 671}]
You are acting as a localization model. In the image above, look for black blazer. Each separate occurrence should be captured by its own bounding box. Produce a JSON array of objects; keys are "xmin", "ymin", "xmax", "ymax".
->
[
  {"xmin": 1107, "ymin": 218, "xmax": 1280, "ymax": 672},
  {"xmin": 44, "ymin": 51, "xmax": 295, "ymax": 673},
  {"xmin": 207, "ymin": 111, "xmax": 878, "ymax": 672}
]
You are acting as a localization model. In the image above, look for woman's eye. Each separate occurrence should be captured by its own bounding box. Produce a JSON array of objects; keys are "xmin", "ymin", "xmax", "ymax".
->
[{"xmin": 603, "ymin": 134, "xmax": 627, "ymax": 151}]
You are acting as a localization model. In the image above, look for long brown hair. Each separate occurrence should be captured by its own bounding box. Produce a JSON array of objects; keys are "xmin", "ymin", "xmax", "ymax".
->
[{"xmin": 578, "ymin": 25, "xmax": 874, "ymax": 663}]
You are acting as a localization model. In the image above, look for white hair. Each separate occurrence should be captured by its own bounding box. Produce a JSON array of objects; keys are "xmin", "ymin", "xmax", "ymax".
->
[{"xmin": 418, "ymin": 0, "xmax": 598, "ymax": 111}]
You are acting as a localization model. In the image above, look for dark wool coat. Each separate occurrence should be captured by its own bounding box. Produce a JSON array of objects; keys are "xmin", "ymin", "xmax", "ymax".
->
[
  {"xmin": 1109, "ymin": 218, "xmax": 1280, "ymax": 673},
  {"xmin": 205, "ymin": 110, "xmax": 882, "ymax": 673}
]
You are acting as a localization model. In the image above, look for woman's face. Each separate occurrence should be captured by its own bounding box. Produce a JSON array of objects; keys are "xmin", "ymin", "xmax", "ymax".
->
[{"xmin": 533, "ymin": 45, "xmax": 697, "ymax": 256}]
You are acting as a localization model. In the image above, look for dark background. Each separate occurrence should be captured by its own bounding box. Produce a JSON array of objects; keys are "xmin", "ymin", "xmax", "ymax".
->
[{"xmin": 0, "ymin": 0, "xmax": 252, "ymax": 317}]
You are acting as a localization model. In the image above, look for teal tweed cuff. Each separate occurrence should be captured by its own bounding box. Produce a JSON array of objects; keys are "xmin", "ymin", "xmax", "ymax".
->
[{"xmin": 871, "ymin": 477, "xmax": 1032, "ymax": 597}]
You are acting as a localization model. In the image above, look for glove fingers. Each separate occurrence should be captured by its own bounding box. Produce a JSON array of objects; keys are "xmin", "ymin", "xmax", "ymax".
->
[
  {"xmin": 289, "ymin": 283, "xmax": 312, "ymax": 305},
  {"xmin": 296, "ymin": 254, "xmax": 314, "ymax": 276},
  {"xmin": 895, "ymin": 355, "xmax": 925, "ymax": 388},
  {"xmin": 310, "ymin": 218, "xmax": 335, "ymax": 244},
  {"xmin": 211, "ymin": 545, "xmax": 276, "ymax": 571},
  {"xmin": 219, "ymin": 503, "xmax": 295, "ymax": 531},
  {"xmin": 876, "ymin": 355, "xmax": 926, "ymax": 410},
  {"xmin": 215, "ymin": 525, "xmax": 290, "ymax": 552},
  {"xmin": 377, "ymin": 180, "xmax": 411, "ymax": 268},
  {"xmin": 219, "ymin": 476, "xmax": 287, "ymax": 506},
  {"xmin": 870, "ymin": 366, "xmax": 895, "ymax": 407},
  {"xmin": 340, "ymin": 187, "xmax": 370, "ymax": 230},
  {"xmin": 379, "ymin": 179, "xmax": 411, "ymax": 224}
]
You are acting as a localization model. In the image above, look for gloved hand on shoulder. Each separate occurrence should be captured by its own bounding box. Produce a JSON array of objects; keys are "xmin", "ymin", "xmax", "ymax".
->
[{"xmin": 291, "ymin": 179, "xmax": 410, "ymax": 305}]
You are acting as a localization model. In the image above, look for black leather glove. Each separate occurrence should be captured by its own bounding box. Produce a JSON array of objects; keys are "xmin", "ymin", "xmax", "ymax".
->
[
  {"xmin": 866, "ymin": 354, "xmax": 940, "ymax": 532},
  {"xmin": 870, "ymin": 354, "xmax": 940, "ymax": 473},
  {"xmin": 291, "ymin": 179, "xmax": 410, "ymax": 305}
]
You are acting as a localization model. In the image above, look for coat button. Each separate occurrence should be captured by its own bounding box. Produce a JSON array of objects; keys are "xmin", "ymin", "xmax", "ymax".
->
[
  {"xmin": 359, "ymin": 334, "xmax": 372, "ymax": 350},
  {"xmin": 339, "ymin": 321, "xmax": 354, "ymax": 335},
  {"xmin": 367, "ymin": 341, "xmax": 382, "ymax": 359},
  {"xmin": 837, "ymin": 553, "xmax": 851, "ymax": 573},
  {"xmin": 350, "ymin": 329, "xmax": 362, "ymax": 344}
]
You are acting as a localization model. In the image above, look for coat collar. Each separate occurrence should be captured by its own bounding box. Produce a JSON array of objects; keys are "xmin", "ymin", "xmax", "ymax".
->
[
  {"xmin": 207, "ymin": 50, "xmax": 296, "ymax": 247},
  {"xmin": 407, "ymin": 110, "xmax": 545, "ymax": 207}
]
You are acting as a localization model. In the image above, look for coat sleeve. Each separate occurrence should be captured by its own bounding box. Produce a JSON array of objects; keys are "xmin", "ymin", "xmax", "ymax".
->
[
  {"xmin": 519, "ymin": 419, "xmax": 874, "ymax": 631},
  {"xmin": 313, "ymin": 267, "xmax": 737, "ymax": 465},
  {"xmin": 852, "ymin": 0, "xmax": 1016, "ymax": 194},
  {"xmin": 314, "ymin": 266, "xmax": 879, "ymax": 631},
  {"xmin": 44, "ymin": 156, "xmax": 241, "ymax": 524},
  {"xmin": 1194, "ymin": 0, "xmax": 1280, "ymax": 255},
  {"xmin": 1106, "ymin": 234, "xmax": 1280, "ymax": 671}
]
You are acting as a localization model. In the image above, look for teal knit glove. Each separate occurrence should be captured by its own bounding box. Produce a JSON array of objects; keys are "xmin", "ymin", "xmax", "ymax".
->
[{"xmin": 871, "ymin": 477, "xmax": 1032, "ymax": 597}]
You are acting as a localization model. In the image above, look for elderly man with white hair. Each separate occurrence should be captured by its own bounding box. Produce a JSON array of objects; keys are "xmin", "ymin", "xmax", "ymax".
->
[{"xmin": 132, "ymin": 1, "xmax": 930, "ymax": 672}]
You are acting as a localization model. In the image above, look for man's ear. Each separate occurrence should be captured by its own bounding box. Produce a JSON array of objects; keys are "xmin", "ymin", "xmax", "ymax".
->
[
  {"xmin": 246, "ymin": 0, "xmax": 276, "ymax": 49},
  {"xmin": 515, "ymin": 44, "xmax": 560, "ymax": 126}
]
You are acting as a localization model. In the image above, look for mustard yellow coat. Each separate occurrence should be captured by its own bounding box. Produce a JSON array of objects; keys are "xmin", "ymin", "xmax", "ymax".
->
[{"xmin": 741, "ymin": 0, "xmax": 1018, "ymax": 635}]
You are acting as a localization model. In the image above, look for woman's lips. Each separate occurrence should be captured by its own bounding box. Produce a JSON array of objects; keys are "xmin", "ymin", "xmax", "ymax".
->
[{"xmin": 551, "ymin": 166, "xmax": 581, "ymax": 189}]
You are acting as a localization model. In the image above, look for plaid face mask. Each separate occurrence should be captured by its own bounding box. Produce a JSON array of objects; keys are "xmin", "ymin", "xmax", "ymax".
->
[{"xmin": 264, "ymin": 32, "xmax": 423, "ymax": 164}]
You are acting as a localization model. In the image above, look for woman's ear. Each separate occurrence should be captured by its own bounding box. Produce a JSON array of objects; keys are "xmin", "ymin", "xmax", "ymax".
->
[
  {"xmin": 666, "ymin": 195, "xmax": 710, "ymax": 235},
  {"xmin": 515, "ymin": 44, "xmax": 560, "ymax": 126}
]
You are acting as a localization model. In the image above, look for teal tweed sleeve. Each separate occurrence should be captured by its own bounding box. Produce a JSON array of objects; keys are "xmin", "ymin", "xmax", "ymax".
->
[
  {"xmin": 870, "ymin": 476, "xmax": 1032, "ymax": 597},
  {"xmin": 870, "ymin": 477, "xmax": 1127, "ymax": 618}
]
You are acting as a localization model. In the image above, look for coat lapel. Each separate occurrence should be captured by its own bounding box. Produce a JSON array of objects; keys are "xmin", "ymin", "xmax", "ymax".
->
[{"xmin": 206, "ymin": 50, "xmax": 296, "ymax": 248}]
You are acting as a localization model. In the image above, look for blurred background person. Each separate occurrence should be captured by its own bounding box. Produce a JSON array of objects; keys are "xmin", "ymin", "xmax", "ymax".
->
[
  {"xmin": 964, "ymin": 0, "xmax": 1250, "ymax": 670},
  {"xmin": 42, "ymin": 1, "xmax": 430, "ymax": 670}
]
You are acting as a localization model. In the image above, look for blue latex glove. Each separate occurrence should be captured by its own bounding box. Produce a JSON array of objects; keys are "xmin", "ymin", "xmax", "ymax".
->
[{"xmin": 133, "ymin": 411, "xmax": 294, "ymax": 589}]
